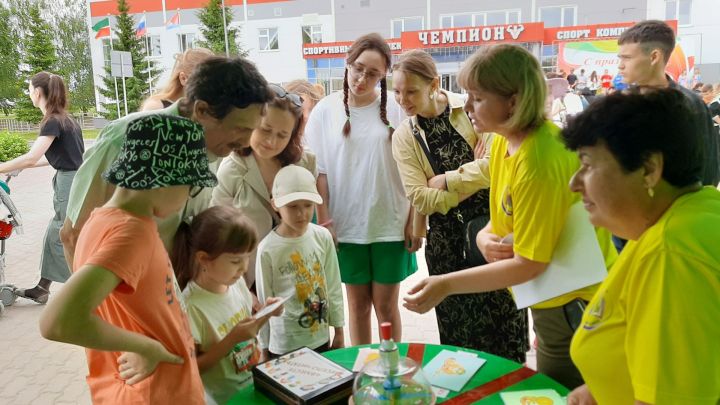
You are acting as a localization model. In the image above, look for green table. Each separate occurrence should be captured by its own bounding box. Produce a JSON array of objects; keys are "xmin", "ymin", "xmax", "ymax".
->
[{"xmin": 228, "ymin": 343, "xmax": 569, "ymax": 404}]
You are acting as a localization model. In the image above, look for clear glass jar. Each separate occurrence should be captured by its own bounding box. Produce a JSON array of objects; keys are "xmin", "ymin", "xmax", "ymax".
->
[{"xmin": 352, "ymin": 356, "xmax": 435, "ymax": 405}]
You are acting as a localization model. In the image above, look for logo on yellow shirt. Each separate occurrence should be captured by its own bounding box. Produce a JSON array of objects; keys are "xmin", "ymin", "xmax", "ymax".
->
[
  {"xmin": 582, "ymin": 295, "xmax": 606, "ymax": 331},
  {"xmin": 501, "ymin": 186, "xmax": 513, "ymax": 216}
]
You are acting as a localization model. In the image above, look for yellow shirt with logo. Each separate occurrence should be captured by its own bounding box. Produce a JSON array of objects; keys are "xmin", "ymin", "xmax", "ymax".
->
[
  {"xmin": 489, "ymin": 121, "xmax": 616, "ymax": 309},
  {"xmin": 571, "ymin": 187, "xmax": 720, "ymax": 405}
]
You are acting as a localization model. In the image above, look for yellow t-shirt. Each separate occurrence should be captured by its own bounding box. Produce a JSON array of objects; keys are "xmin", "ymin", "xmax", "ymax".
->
[
  {"xmin": 571, "ymin": 187, "xmax": 720, "ymax": 405},
  {"xmin": 489, "ymin": 121, "xmax": 616, "ymax": 309}
]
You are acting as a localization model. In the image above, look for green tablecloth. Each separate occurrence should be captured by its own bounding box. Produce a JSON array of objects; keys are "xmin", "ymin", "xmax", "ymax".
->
[{"xmin": 227, "ymin": 343, "xmax": 569, "ymax": 404}]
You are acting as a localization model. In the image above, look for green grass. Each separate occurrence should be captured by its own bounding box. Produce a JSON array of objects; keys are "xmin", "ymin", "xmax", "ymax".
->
[{"xmin": 11, "ymin": 129, "xmax": 101, "ymax": 141}]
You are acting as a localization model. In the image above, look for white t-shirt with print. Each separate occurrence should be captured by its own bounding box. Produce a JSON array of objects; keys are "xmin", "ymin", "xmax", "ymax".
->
[
  {"xmin": 182, "ymin": 280, "xmax": 259, "ymax": 405},
  {"xmin": 255, "ymin": 224, "xmax": 344, "ymax": 354},
  {"xmin": 304, "ymin": 91, "xmax": 410, "ymax": 244}
]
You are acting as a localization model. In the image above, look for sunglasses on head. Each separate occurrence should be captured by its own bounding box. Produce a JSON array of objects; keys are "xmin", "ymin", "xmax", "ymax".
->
[{"xmin": 269, "ymin": 84, "xmax": 304, "ymax": 108}]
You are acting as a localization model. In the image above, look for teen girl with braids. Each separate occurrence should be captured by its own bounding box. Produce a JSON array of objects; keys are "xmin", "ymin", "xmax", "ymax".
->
[{"xmin": 304, "ymin": 33, "xmax": 420, "ymax": 345}]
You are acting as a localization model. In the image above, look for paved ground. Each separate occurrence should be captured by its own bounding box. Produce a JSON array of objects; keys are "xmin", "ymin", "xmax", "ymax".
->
[{"xmin": 0, "ymin": 163, "xmax": 534, "ymax": 404}]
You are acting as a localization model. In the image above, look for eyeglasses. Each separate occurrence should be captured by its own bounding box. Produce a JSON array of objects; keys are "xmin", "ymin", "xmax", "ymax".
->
[
  {"xmin": 269, "ymin": 84, "xmax": 304, "ymax": 108},
  {"xmin": 189, "ymin": 186, "xmax": 203, "ymax": 199},
  {"xmin": 347, "ymin": 63, "xmax": 385, "ymax": 82}
]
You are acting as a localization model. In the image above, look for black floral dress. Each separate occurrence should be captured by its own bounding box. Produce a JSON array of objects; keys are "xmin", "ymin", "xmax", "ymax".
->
[{"xmin": 418, "ymin": 106, "xmax": 529, "ymax": 363}]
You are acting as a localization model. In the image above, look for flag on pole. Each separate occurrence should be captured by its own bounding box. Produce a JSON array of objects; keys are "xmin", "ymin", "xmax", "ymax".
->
[
  {"xmin": 92, "ymin": 17, "xmax": 110, "ymax": 39},
  {"xmin": 135, "ymin": 15, "xmax": 147, "ymax": 38},
  {"xmin": 166, "ymin": 11, "xmax": 180, "ymax": 30}
]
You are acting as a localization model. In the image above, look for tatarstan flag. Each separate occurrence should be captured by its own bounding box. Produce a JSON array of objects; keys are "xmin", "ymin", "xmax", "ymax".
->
[{"xmin": 92, "ymin": 18, "xmax": 110, "ymax": 39}]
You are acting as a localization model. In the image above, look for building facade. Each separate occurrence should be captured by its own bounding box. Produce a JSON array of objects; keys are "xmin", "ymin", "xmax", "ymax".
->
[{"xmin": 87, "ymin": 0, "xmax": 719, "ymax": 111}]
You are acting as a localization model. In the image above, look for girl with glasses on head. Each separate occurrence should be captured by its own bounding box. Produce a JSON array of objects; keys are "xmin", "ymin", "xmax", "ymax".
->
[
  {"xmin": 304, "ymin": 33, "xmax": 420, "ymax": 346},
  {"xmin": 212, "ymin": 84, "xmax": 317, "ymax": 294}
]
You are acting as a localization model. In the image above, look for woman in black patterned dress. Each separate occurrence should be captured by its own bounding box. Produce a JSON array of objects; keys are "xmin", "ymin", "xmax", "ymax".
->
[{"xmin": 391, "ymin": 50, "xmax": 528, "ymax": 362}]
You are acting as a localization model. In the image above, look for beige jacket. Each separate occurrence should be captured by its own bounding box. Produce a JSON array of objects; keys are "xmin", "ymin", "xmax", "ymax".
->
[
  {"xmin": 391, "ymin": 90, "xmax": 492, "ymax": 237},
  {"xmin": 211, "ymin": 150, "xmax": 317, "ymax": 285}
]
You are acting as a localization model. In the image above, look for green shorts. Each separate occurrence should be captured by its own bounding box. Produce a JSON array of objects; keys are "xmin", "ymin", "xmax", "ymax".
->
[{"xmin": 337, "ymin": 241, "xmax": 417, "ymax": 285}]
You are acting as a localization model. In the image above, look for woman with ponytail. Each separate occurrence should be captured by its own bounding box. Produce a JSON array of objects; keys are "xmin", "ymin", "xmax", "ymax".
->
[
  {"xmin": 1, "ymin": 72, "xmax": 84, "ymax": 304},
  {"xmin": 304, "ymin": 33, "xmax": 420, "ymax": 345}
]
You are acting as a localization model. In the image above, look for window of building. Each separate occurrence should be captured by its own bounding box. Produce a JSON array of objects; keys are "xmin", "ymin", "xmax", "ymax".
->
[
  {"xmin": 439, "ymin": 10, "xmax": 521, "ymax": 28},
  {"xmin": 102, "ymin": 38, "xmax": 112, "ymax": 68},
  {"xmin": 539, "ymin": 6, "xmax": 577, "ymax": 27},
  {"xmin": 390, "ymin": 16, "xmax": 424, "ymax": 38},
  {"xmin": 541, "ymin": 44, "xmax": 559, "ymax": 73},
  {"xmin": 178, "ymin": 33, "xmax": 195, "ymax": 52},
  {"xmin": 144, "ymin": 35, "xmax": 161, "ymax": 57},
  {"xmin": 259, "ymin": 27, "xmax": 279, "ymax": 51},
  {"xmin": 302, "ymin": 25, "xmax": 322, "ymax": 44},
  {"xmin": 666, "ymin": 0, "xmax": 692, "ymax": 25}
]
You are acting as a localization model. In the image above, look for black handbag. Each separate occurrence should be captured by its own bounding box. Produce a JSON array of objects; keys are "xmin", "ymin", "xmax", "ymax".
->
[{"xmin": 410, "ymin": 121, "xmax": 488, "ymax": 267}]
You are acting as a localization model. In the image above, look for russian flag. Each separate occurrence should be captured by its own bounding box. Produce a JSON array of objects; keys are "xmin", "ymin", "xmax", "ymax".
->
[
  {"xmin": 166, "ymin": 12, "xmax": 180, "ymax": 30},
  {"xmin": 135, "ymin": 16, "xmax": 147, "ymax": 38}
]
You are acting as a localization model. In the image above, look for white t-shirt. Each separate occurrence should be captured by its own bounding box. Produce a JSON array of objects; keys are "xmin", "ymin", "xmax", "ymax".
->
[
  {"xmin": 304, "ymin": 91, "xmax": 410, "ymax": 244},
  {"xmin": 255, "ymin": 224, "xmax": 344, "ymax": 354},
  {"xmin": 182, "ymin": 280, "xmax": 259, "ymax": 405}
]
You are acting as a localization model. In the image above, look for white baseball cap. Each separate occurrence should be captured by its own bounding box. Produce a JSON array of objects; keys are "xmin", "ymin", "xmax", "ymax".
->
[{"xmin": 272, "ymin": 165, "xmax": 323, "ymax": 208}]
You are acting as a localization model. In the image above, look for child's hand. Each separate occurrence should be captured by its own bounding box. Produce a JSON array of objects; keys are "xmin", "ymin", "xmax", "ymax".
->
[
  {"xmin": 251, "ymin": 292, "xmax": 263, "ymax": 313},
  {"xmin": 329, "ymin": 328, "xmax": 345, "ymax": 350},
  {"xmin": 117, "ymin": 341, "xmax": 184, "ymax": 385},
  {"xmin": 229, "ymin": 317, "xmax": 263, "ymax": 343},
  {"xmin": 262, "ymin": 297, "xmax": 285, "ymax": 319}
]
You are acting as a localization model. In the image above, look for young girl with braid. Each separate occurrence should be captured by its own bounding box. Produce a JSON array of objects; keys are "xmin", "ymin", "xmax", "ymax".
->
[{"xmin": 304, "ymin": 33, "xmax": 420, "ymax": 345}]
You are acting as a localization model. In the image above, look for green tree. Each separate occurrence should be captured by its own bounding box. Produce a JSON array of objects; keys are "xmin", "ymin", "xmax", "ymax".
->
[
  {"xmin": 15, "ymin": 2, "xmax": 57, "ymax": 123},
  {"xmin": 52, "ymin": 0, "xmax": 95, "ymax": 113},
  {"xmin": 196, "ymin": 0, "xmax": 248, "ymax": 57},
  {"xmin": 96, "ymin": 0, "xmax": 161, "ymax": 119},
  {"xmin": 0, "ymin": 3, "xmax": 21, "ymax": 115}
]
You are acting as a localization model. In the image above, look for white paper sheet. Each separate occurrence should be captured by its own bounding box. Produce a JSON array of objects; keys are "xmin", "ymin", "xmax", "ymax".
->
[{"xmin": 511, "ymin": 202, "xmax": 607, "ymax": 309}]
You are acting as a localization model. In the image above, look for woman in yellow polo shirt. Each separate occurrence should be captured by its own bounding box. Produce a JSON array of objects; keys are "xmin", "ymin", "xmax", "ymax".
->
[
  {"xmin": 391, "ymin": 49, "xmax": 528, "ymax": 362},
  {"xmin": 403, "ymin": 44, "xmax": 617, "ymax": 389},
  {"xmin": 563, "ymin": 89, "xmax": 720, "ymax": 404}
]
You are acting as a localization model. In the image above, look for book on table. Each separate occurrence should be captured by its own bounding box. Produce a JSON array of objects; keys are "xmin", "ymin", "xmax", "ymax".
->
[{"xmin": 252, "ymin": 347, "xmax": 354, "ymax": 405}]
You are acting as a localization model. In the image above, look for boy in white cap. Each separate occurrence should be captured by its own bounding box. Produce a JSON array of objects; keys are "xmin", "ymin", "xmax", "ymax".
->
[{"xmin": 256, "ymin": 165, "xmax": 344, "ymax": 360}]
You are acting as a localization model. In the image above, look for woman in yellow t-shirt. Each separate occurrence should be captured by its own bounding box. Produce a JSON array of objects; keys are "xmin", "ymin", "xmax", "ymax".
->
[
  {"xmin": 403, "ymin": 44, "xmax": 617, "ymax": 389},
  {"xmin": 563, "ymin": 89, "xmax": 720, "ymax": 404}
]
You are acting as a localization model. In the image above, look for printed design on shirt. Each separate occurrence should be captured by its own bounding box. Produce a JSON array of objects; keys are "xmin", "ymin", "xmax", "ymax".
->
[
  {"xmin": 231, "ymin": 340, "xmax": 260, "ymax": 376},
  {"xmin": 288, "ymin": 251, "xmax": 327, "ymax": 332},
  {"xmin": 581, "ymin": 293, "xmax": 606, "ymax": 331},
  {"xmin": 501, "ymin": 185, "xmax": 513, "ymax": 216}
]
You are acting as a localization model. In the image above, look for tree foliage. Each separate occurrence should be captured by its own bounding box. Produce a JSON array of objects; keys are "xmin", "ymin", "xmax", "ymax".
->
[
  {"xmin": 0, "ymin": 3, "xmax": 21, "ymax": 114},
  {"xmin": 52, "ymin": 0, "xmax": 95, "ymax": 113},
  {"xmin": 96, "ymin": 0, "xmax": 161, "ymax": 119},
  {"xmin": 14, "ymin": 2, "xmax": 57, "ymax": 123},
  {"xmin": 196, "ymin": 0, "xmax": 248, "ymax": 57}
]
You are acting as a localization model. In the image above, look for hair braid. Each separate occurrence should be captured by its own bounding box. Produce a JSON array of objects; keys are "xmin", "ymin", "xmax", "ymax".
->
[
  {"xmin": 342, "ymin": 68, "xmax": 351, "ymax": 137},
  {"xmin": 380, "ymin": 78, "xmax": 393, "ymax": 139}
]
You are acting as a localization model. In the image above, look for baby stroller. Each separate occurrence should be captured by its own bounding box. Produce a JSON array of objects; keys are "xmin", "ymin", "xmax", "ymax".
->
[{"xmin": 0, "ymin": 171, "xmax": 23, "ymax": 316}]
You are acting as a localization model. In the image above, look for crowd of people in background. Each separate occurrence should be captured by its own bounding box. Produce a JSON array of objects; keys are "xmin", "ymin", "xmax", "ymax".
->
[{"xmin": 1, "ymin": 18, "xmax": 718, "ymax": 405}]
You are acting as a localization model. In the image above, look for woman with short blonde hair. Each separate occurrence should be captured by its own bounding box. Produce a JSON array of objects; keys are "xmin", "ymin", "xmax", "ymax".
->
[
  {"xmin": 405, "ymin": 45, "xmax": 617, "ymax": 389},
  {"xmin": 391, "ymin": 49, "xmax": 528, "ymax": 362}
]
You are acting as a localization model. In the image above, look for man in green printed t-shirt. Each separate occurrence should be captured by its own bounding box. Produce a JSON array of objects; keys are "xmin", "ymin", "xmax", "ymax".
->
[{"xmin": 60, "ymin": 56, "xmax": 274, "ymax": 267}]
